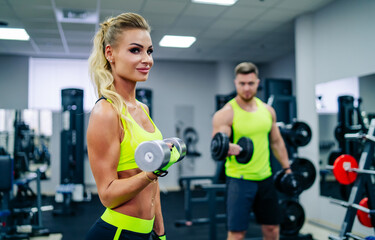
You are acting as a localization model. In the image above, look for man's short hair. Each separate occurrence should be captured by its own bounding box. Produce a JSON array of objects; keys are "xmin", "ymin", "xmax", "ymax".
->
[{"xmin": 234, "ymin": 62, "xmax": 259, "ymax": 77}]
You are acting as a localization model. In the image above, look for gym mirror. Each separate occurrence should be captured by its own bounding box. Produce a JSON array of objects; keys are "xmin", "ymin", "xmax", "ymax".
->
[{"xmin": 316, "ymin": 73, "xmax": 375, "ymax": 200}]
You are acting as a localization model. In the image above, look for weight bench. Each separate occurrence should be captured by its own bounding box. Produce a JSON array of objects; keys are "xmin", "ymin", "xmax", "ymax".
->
[
  {"xmin": 53, "ymin": 184, "xmax": 76, "ymax": 216},
  {"xmin": 175, "ymin": 161, "xmax": 227, "ymax": 240}
]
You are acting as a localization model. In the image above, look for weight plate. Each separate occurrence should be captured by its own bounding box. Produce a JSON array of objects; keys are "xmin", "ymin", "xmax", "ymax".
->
[
  {"xmin": 290, "ymin": 158, "xmax": 316, "ymax": 191},
  {"xmin": 290, "ymin": 121, "xmax": 312, "ymax": 147},
  {"xmin": 357, "ymin": 197, "xmax": 373, "ymax": 228},
  {"xmin": 333, "ymin": 154, "xmax": 358, "ymax": 185},
  {"xmin": 134, "ymin": 140, "xmax": 170, "ymax": 171},
  {"xmin": 210, "ymin": 132, "xmax": 229, "ymax": 161},
  {"xmin": 236, "ymin": 137, "xmax": 254, "ymax": 164},
  {"xmin": 280, "ymin": 199, "xmax": 305, "ymax": 236}
]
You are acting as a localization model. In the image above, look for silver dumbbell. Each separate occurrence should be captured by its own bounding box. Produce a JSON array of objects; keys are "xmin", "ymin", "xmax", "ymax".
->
[
  {"xmin": 163, "ymin": 137, "xmax": 187, "ymax": 161},
  {"xmin": 135, "ymin": 138, "xmax": 187, "ymax": 172}
]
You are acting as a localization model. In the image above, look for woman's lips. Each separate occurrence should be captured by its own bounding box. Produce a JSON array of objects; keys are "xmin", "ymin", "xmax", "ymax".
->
[{"xmin": 137, "ymin": 68, "xmax": 150, "ymax": 73}]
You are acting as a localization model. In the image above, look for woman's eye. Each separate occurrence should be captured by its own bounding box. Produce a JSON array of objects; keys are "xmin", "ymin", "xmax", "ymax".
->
[
  {"xmin": 130, "ymin": 48, "xmax": 140, "ymax": 53},
  {"xmin": 147, "ymin": 49, "xmax": 153, "ymax": 55}
]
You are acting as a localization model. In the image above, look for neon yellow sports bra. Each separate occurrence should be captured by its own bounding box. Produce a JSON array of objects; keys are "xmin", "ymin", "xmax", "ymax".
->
[
  {"xmin": 99, "ymin": 97, "xmax": 163, "ymax": 171},
  {"xmin": 118, "ymin": 103, "xmax": 163, "ymax": 171}
]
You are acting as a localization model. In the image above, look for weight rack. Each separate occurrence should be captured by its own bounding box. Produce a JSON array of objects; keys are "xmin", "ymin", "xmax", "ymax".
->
[{"xmin": 329, "ymin": 119, "xmax": 375, "ymax": 240}]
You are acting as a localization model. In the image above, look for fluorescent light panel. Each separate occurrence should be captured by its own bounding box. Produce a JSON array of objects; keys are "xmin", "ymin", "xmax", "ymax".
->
[
  {"xmin": 159, "ymin": 35, "xmax": 196, "ymax": 48},
  {"xmin": 192, "ymin": 0, "xmax": 238, "ymax": 6},
  {"xmin": 0, "ymin": 28, "xmax": 30, "ymax": 41}
]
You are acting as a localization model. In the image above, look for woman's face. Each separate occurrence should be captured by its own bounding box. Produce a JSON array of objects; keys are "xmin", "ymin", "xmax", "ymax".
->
[{"xmin": 109, "ymin": 28, "xmax": 153, "ymax": 83}]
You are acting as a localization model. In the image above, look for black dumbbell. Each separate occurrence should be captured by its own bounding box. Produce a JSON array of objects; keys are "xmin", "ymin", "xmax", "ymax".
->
[
  {"xmin": 274, "ymin": 169, "xmax": 304, "ymax": 196},
  {"xmin": 135, "ymin": 138, "xmax": 187, "ymax": 172},
  {"xmin": 210, "ymin": 132, "xmax": 254, "ymax": 164}
]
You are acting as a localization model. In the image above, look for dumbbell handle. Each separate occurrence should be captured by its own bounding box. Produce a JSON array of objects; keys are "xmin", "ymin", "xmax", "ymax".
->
[{"xmin": 326, "ymin": 165, "xmax": 375, "ymax": 175}]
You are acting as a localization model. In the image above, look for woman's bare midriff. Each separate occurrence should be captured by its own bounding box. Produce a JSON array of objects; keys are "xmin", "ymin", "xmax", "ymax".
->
[{"xmin": 112, "ymin": 168, "xmax": 157, "ymax": 220}]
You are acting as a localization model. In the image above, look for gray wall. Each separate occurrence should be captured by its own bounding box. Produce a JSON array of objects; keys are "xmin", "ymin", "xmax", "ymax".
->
[
  {"xmin": 0, "ymin": 55, "xmax": 29, "ymax": 109},
  {"xmin": 260, "ymin": 52, "xmax": 296, "ymax": 95},
  {"xmin": 295, "ymin": 0, "xmax": 375, "ymax": 235}
]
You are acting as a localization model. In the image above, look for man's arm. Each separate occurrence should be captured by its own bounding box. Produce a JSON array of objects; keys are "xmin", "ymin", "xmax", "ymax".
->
[
  {"xmin": 212, "ymin": 105, "xmax": 241, "ymax": 156},
  {"xmin": 212, "ymin": 104, "xmax": 233, "ymax": 137},
  {"xmin": 266, "ymin": 104, "xmax": 291, "ymax": 173}
]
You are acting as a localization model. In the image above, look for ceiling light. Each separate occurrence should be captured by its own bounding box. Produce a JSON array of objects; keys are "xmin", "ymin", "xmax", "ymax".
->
[
  {"xmin": 0, "ymin": 28, "xmax": 30, "ymax": 41},
  {"xmin": 192, "ymin": 0, "xmax": 238, "ymax": 6},
  {"xmin": 159, "ymin": 35, "xmax": 196, "ymax": 48}
]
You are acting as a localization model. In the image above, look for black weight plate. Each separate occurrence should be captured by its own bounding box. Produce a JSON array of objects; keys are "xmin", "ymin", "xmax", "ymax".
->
[
  {"xmin": 291, "ymin": 121, "xmax": 312, "ymax": 147},
  {"xmin": 236, "ymin": 137, "xmax": 254, "ymax": 164},
  {"xmin": 280, "ymin": 199, "xmax": 305, "ymax": 236},
  {"xmin": 210, "ymin": 132, "xmax": 229, "ymax": 161},
  {"xmin": 290, "ymin": 158, "xmax": 316, "ymax": 191}
]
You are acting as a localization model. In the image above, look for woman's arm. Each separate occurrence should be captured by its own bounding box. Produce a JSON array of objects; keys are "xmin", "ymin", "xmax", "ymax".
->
[{"xmin": 87, "ymin": 101, "xmax": 157, "ymax": 208}]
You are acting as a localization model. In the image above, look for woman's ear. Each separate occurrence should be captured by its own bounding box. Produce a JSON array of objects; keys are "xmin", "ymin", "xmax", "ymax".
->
[{"xmin": 105, "ymin": 44, "xmax": 113, "ymax": 63}]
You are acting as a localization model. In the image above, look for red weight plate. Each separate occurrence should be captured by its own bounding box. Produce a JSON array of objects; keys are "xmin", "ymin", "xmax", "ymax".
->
[
  {"xmin": 357, "ymin": 197, "xmax": 373, "ymax": 228},
  {"xmin": 333, "ymin": 154, "xmax": 358, "ymax": 185}
]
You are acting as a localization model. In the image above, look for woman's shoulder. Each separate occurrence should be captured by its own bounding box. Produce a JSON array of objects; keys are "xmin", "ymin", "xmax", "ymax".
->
[{"xmin": 90, "ymin": 99, "xmax": 118, "ymax": 123}]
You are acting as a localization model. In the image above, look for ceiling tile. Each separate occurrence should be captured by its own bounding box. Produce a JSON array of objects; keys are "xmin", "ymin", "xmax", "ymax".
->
[
  {"xmin": 12, "ymin": 6, "xmax": 55, "ymax": 20},
  {"xmin": 142, "ymin": 13, "xmax": 178, "ymax": 28},
  {"xmin": 221, "ymin": 5, "xmax": 265, "ymax": 21},
  {"xmin": 236, "ymin": 0, "xmax": 280, "ymax": 8},
  {"xmin": 64, "ymin": 31, "xmax": 95, "ymax": 43},
  {"xmin": 184, "ymin": 3, "xmax": 227, "ymax": 17},
  {"xmin": 243, "ymin": 21, "xmax": 280, "ymax": 32},
  {"xmin": 277, "ymin": 0, "xmax": 335, "ymax": 11},
  {"xmin": 101, "ymin": 0, "xmax": 144, "ymax": 12},
  {"xmin": 23, "ymin": 21, "xmax": 58, "ymax": 30},
  {"xmin": 0, "ymin": 2, "xmax": 15, "ymax": 18},
  {"xmin": 54, "ymin": 0, "xmax": 97, "ymax": 10},
  {"xmin": 143, "ymin": 0, "xmax": 187, "ymax": 15},
  {"xmin": 173, "ymin": 15, "xmax": 214, "ymax": 30},
  {"xmin": 209, "ymin": 18, "xmax": 248, "ymax": 31},
  {"xmin": 0, "ymin": 40, "xmax": 35, "ymax": 52},
  {"xmin": 61, "ymin": 22, "xmax": 96, "ymax": 32},
  {"xmin": 33, "ymin": 37, "xmax": 62, "ymax": 46},
  {"xmin": 258, "ymin": 7, "xmax": 300, "ymax": 22},
  {"xmin": 38, "ymin": 44, "xmax": 65, "ymax": 53},
  {"xmin": 28, "ymin": 31, "xmax": 60, "ymax": 39},
  {"xmin": 200, "ymin": 27, "xmax": 237, "ymax": 40}
]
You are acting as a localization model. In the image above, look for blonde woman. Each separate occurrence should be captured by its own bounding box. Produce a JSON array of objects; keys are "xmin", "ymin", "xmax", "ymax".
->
[{"xmin": 86, "ymin": 12, "xmax": 168, "ymax": 240}]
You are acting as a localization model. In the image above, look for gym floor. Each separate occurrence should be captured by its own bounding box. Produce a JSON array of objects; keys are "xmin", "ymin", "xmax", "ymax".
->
[{"xmin": 20, "ymin": 191, "xmax": 340, "ymax": 240}]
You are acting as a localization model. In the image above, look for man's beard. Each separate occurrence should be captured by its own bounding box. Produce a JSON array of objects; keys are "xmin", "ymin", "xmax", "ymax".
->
[{"xmin": 239, "ymin": 92, "xmax": 254, "ymax": 102}]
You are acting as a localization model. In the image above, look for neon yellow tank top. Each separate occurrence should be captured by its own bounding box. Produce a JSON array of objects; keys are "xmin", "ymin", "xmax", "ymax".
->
[
  {"xmin": 102, "ymin": 98, "xmax": 163, "ymax": 172},
  {"xmin": 225, "ymin": 97, "xmax": 272, "ymax": 180}
]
